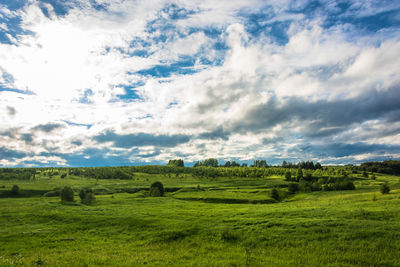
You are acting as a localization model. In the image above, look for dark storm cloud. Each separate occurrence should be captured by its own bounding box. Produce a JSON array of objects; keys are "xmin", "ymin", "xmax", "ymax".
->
[
  {"xmin": 0, "ymin": 147, "xmax": 27, "ymax": 160},
  {"xmin": 93, "ymin": 130, "xmax": 191, "ymax": 148},
  {"xmin": 233, "ymin": 86, "xmax": 400, "ymax": 137},
  {"xmin": 32, "ymin": 123, "xmax": 65, "ymax": 133}
]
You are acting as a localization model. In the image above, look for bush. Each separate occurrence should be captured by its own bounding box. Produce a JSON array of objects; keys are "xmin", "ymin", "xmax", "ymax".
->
[
  {"xmin": 380, "ymin": 182, "xmax": 390, "ymax": 194},
  {"xmin": 288, "ymin": 182, "xmax": 299, "ymax": 194},
  {"xmin": 284, "ymin": 171, "xmax": 292, "ymax": 181},
  {"xmin": 149, "ymin": 181, "xmax": 164, "ymax": 197},
  {"xmin": 11, "ymin": 185, "xmax": 20, "ymax": 195},
  {"xmin": 61, "ymin": 186, "xmax": 74, "ymax": 202},
  {"xmin": 79, "ymin": 188, "xmax": 95, "ymax": 204},
  {"xmin": 270, "ymin": 188, "xmax": 280, "ymax": 201}
]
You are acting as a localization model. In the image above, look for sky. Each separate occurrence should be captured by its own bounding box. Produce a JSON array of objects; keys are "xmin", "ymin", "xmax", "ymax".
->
[{"xmin": 0, "ymin": 0, "xmax": 400, "ymax": 167}]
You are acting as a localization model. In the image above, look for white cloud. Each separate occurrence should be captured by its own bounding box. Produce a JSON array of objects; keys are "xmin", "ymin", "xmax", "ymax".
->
[{"xmin": 0, "ymin": 0, "xmax": 399, "ymax": 165}]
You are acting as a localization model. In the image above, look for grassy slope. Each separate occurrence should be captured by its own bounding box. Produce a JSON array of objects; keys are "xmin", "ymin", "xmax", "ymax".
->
[{"xmin": 0, "ymin": 173, "xmax": 400, "ymax": 266}]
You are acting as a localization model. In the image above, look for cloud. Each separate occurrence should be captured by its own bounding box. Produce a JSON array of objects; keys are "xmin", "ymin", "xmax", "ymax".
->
[
  {"xmin": 0, "ymin": 0, "xmax": 399, "ymax": 166},
  {"xmin": 32, "ymin": 123, "xmax": 65, "ymax": 133},
  {"xmin": 6, "ymin": 106, "xmax": 16, "ymax": 116},
  {"xmin": 93, "ymin": 130, "xmax": 191, "ymax": 148},
  {"xmin": 0, "ymin": 147, "xmax": 27, "ymax": 160}
]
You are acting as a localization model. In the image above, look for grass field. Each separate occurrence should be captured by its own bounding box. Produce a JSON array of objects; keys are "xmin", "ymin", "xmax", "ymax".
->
[{"xmin": 1, "ymin": 172, "xmax": 400, "ymax": 266}]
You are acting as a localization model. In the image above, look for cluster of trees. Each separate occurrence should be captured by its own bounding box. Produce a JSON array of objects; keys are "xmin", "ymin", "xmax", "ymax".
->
[
  {"xmin": 0, "ymin": 168, "xmax": 35, "ymax": 180},
  {"xmin": 69, "ymin": 167, "xmax": 133, "ymax": 180},
  {"xmin": 358, "ymin": 160, "xmax": 400, "ymax": 175},
  {"xmin": 282, "ymin": 161, "xmax": 322, "ymax": 170},
  {"xmin": 287, "ymin": 176, "xmax": 356, "ymax": 193},
  {"xmin": 194, "ymin": 158, "xmax": 219, "ymax": 167},
  {"xmin": 167, "ymin": 159, "xmax": 184, "ymax": 167}
]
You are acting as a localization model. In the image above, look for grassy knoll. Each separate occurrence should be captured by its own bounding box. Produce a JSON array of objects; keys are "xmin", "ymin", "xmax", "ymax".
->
[{"xmin": 1, "ymin": 173, "xmax": 400, "ymax": 266}]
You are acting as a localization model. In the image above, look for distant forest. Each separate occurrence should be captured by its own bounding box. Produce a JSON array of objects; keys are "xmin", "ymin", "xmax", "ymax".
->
[{"xmin": 0, "ymin": 160, "xmax": 399, "ymax": 181}]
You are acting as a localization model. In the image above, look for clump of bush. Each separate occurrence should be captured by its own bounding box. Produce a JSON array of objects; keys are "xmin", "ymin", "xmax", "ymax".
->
[
  {"xmin": 11, "ymin": 185, "xmax": 20, "ymax": 196},
  {"xmin": 380, "ymin": 182, "xmax": 390, "ymax": 194},
  {"xmin": 288, "ymin": 182, "xmax": 299, "ymax": 194},
  {"xmin": 149, "ymin": 181, "xmax": 164, "ymax": 197},
  {"xmin": 60, "ymin": 186, "xmax": 74, "ymax": 202},
  {"xmin": 270, "ymin": 188, "xmax": 280, "ymax": 201},
  {"xmin": 79, "ymin": 188, "xmax": 95, "ymax": 204}
]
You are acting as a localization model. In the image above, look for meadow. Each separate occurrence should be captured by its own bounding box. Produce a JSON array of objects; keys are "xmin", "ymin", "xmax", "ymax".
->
[{"xmin": 1, "ymin": 167, "xmax": 400, "ymax": 266}]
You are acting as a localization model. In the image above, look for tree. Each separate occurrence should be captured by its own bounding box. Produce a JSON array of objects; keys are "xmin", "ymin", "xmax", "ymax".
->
[
  {"xmin": 79, "ymin": 188, "xmax": 95, "ymax": 204},
  {"xmin": 11, "ymin": 185, "xmax": 20, "ymax": 196},
  {"xmin": 296, "ymin": 168, "xmax": 303, "ymax": 182},
  {"xmin": 231, "ymin": 161, "xmax": 240, "ymax": 167},
  {"xmin": 149, "ymin": 181, "xmax": 164, "ymax": 197},
  {"xmin": 167, "ymin": 159, "xmax": 184, "ymax": 167},
  {"xmin": 253, "ymin": 160, "xmax": 268, "ymax": 168},
  {"xmin": 282, "ymin": 161, "xmax": 288, "ymax": 168},
  {"xmin": 61, "ymin": 186, "xmax": 74, "ymax": 202},
  {"xmin": 380, "ymin": 182, "xmax": 390, "ymax": 194},
  {"xmin": 224, "ymin": 161, "xmax": 231, "ymax": 167},
  {"xmin": 284, "ymin": 171, "xmax": 292, "ymax": 181},
  {"xmin": 270, "ymin": 188, "xmax": 280, "ymax": 201},
  {"xmin": 288, "ymin": 182, "xmax": 299, "ymax": 194}
]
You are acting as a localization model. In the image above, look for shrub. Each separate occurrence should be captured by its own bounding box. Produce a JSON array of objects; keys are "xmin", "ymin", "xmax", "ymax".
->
[
  {"xmin": 284, "ymin": 171, "xmax": 292, "ymax": 181},
  {"xmin": 60, "ymin": 173, "xmax": 67, "ymax": 179},
  {"xmin": 79, "ymin": 188, "xmax": 95, "ymax": 204},
  {"xmin": 61, "ymin": 186, "xmax": 74, "ymax": 202},
  {"xmin": 288, "ymin": 182, "xmax": 299, "ymax": 194},
  {"xmin": 270, "ymin": 188, "xmax": 280, "ymax": 201},
  {"xmin": 11, "ymin": 185, "xmax": 20, "ymax": 195},
  {"xmin": 380, "ymin": 182, "xmax": 390, "ymax": 194},
  {"xmin": 149, "ymin": 181, "xmax": 164, "ymax": 197}
]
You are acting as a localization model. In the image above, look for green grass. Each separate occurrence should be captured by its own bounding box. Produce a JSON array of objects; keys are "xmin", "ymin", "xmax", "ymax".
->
[{"xmin": 1, "ymin": 173, "xmax": 400, "ymax": 266}]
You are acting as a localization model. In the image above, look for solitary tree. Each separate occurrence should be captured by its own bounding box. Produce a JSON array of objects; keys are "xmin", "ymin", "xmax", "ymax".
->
[
  {"xmin": 380, "ymin": 182, "xmax": 390, "ymax": 194},
  {"xmin": 11, "ymin": 185, "xmax": 20, "ymax": 196},
  {"xmin": 270, "ymin": 188, "xmax": 280, "ymax": 201},
  {"xmin": 284, "ymin": 171, "xmax": 292, "ymax": 181},
  {"xmin": 61, "ymin": 186, "xmax": 74, "ymax": 202},
  {"xmin": 149, "ymin": 181, "xmax": 164, "ymax": 197},
  {"xmin": 79, "ymin": 188, "xmax": 95, "ymax": 204},
  {"xmin": 296, "ymin": 168, "xmax": 303, "ymax": 182},
  {"xmin": 288, "ymin": 183, "xmax": 299, "ymax": 194}
]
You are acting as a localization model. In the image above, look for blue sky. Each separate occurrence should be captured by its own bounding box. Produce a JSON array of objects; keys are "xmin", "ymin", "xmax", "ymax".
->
[{"xmin": 0, "ymin": 0, "xmax": 400, "ymax": 167}]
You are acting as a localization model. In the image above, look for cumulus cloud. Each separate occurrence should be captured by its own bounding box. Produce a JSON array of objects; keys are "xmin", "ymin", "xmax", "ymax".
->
[{"xmin": 0, "ymin": 0, "xmax": 399, "ymax": 166}]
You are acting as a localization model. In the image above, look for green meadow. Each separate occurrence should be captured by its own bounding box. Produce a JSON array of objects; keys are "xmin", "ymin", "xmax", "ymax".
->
[{"xmin": 1, "ymin": 169, "xmax": 400, "ymax": 266}]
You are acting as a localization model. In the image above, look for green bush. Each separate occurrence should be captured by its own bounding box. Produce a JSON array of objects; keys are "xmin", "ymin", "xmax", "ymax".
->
[
  {"xmin": 79, "ymin": 188, "xmax": 95, "ymax": 204},
  {"xmin": 270, "ymin": 188, "xmax": 280, "ymax": 201},
  {"xmin": 61, "ymin": 186, "xmax": 74, "ymax": 202},
  {"xmin": 149, "ymin": 181, "xmax": 164, "ymax": 197},
  {"xmin": 284, "ymin": 171, "xmax": 292, "ymax": 181},
  {"xmin": 11, "ymin": 185, "xmax": 20, "ymax": 195},
  {"xmin": 380, "ymin": 182, "xmax": 390, "ymax": 194},
  {"xmin": 288, "ymin": 182, "xmax": 299, "ymax": 194}
]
